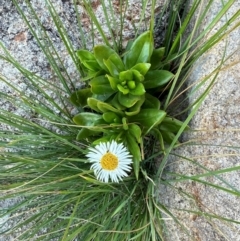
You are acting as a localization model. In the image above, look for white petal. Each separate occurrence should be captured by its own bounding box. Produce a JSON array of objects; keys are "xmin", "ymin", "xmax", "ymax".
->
[{"xmin": 86, "ymin": 141, "xmax": 133, "ymax": 183}]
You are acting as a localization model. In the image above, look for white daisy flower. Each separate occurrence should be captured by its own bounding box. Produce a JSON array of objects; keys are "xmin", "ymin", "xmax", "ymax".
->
[{"xmin": 86, "ymin": 140, "xmax": 132, "ymax": 183}]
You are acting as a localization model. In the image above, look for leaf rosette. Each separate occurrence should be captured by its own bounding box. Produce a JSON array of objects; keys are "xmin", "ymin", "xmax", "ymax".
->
[{"xmin": 70, "ymin": 31, "xmax": 186, "ymax": 179}]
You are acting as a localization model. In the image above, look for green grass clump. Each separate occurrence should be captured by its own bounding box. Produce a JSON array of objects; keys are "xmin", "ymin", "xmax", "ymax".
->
[{"xmin": 0, "ymin": 0, "xmax": 239, "ymax": 240}]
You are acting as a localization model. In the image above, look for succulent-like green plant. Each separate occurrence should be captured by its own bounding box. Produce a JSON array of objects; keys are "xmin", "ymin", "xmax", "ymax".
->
[{"xmin": 70, "ymin": 31, "xmax": 186, "ymax": 179}]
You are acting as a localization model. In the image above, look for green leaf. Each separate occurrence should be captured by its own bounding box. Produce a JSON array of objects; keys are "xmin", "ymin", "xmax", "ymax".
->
[
  {"xmin": 125, "ymin": 95, "xmax": 145, "ymax": 116},
  {"xmin": 117, "ymin": 92, "xmax": 141, "ymax": 108},
  {"xmin": 92, "ymin": 93, "xmax": 113, "ymax": 102},
  {"xmin": 82, "ymin": 60, "xmax": 101, "ymax": 72},
  {"xmin": 160, "ymin": 130, "xmax": 178, "ymax": 145},
  {"xmin": 144, "ymin": 70, "xmax": 174, "ymax": 89},
  {"xmin": 106, "ymin": 75, "xmax": 119, "ymax": 90},
  {"xmin": 142, "ymin": 93, "xmax": 160, "ymax": 109},
  {"xmin": 124, "ymin": 31, "xmax": 153, "ymax": 69},
  {"xmin": 124, "ymin": 39, "xmax": 134, "ymax": 52},
  {"xmin": 122, "ymin": 117, "xmax": 128, "ymax": 130},
  {"xmin": 129, "ymin": 83, "xmax": 145, "ymax": 96},
  {"xmin": 77, "ymin": 50, "xmax": 100, "ymax": 71},
  {"xmin": 128, "ymin": 109, "xmax": 166, "ymax": 134},
  {"xmin": 77, "ymin": 49, "xmax": 95, "ymax": 61},
  {"xmin": 103, "ymin": 54, "xmax": 125, "ymax": 77},
  {"xmin": 103, "ymin": 112, "xmax": 121, "ymax": 124},
  {"xmin": 132, "ymin": 69, "xmax": 144, "ymax": 82},
  {"xmin": 90, "ymin": 75, "xmax": 116, "ymax": 95},
  {"xmin": 117, "ymin": 84, "xmax": 129, "ymax": 95},
  {"xmin": 76, "ymin": 128, "xmax": 99, "ymax": 141},
  {"xmin": 128, "ymin": 124, "xmax": 142, "ymax": 143},
  {"xmin": 103, "ymin": 58, "xmax": 119, "ymax": 77},
  {"xmin": 97, "ymin": 101, "xmax": 124, "ymax": 116},
  {"xmin": 119, "ymin": 70, "xmax": 132, "ymax": 81},
  {"xmin": 93, "ymin": 45, "xmax": 118, "ymax": 72},
  {"xmin": 150, "ymin": 47, "xmax": 165, "ymax": 70},
  {"xmin": 73, "ymin": 113, "xmax": 102, "ymax": 126},
  {"xmin": 159, "ymin": 117, "xmax": 189, "ymax": 133},
  {"xmin": 131, "ymin": 63, "xmax": 151, "ymax": 76},
  {"xmin": 81, "ymin": 70, "xmax": 105, "ymax": 81},
  {"xmin": 149, "ymin": 128, "xmax": 165, "ymax": 152},
  {"xmin": 108, "ymin": 94, "xmax": 125, "ymax": 110},
  {"xmin": 69, "ymin": 88, "xmax": 92, "ymax": 107},
  {"xmin": 92, "ymin": 134, "xmax": 119, "ymax": 145},
  {"xmin": 126, "ymin": 135, "xmax": 141, "ymax": 180},
  {"xmin": 87, "ymin": 98, "xmax": 102, "ymax": 112},
  {"xmin": 87, "ymin": 98, "xmax": 124, "ymax": 115}
]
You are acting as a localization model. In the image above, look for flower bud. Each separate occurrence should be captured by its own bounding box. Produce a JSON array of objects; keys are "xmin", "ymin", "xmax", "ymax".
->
[{"xmin": 127, "ymin": 81, "xmax": 136, "ymax": 89}]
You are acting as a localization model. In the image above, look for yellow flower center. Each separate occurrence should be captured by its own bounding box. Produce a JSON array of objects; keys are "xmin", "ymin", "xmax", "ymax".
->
[{"xmin": 100, "ymin": 152, "xmax": 118, "ymax": 170}]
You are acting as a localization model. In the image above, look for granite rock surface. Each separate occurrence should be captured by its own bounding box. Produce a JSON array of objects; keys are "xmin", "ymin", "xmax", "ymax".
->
[
  {"xmin": 0, "ymin": 0, "xmax": 239, "ymax": 240},
  {"xmin": 157, "ymin": 1, "xmax": 240, "ymax": 240}
]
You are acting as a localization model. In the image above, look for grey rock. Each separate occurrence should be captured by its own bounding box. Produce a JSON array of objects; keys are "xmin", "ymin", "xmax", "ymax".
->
[
  {"xmin": 1, "ymin": 0, "xmax": 239, "ymax": 240},
  {"xmin": 0, "ymin": 0, "xmax": 166, "ymax": 240},
  {"xmin": 158, "ymin": 0, "xmax": 240, "ymax": 240}
]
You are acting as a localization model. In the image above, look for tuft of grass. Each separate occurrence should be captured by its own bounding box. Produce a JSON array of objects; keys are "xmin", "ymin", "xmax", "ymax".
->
[{"xmin": 0, "ymin": 0, "xmax": 239, "ymax": 240}]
